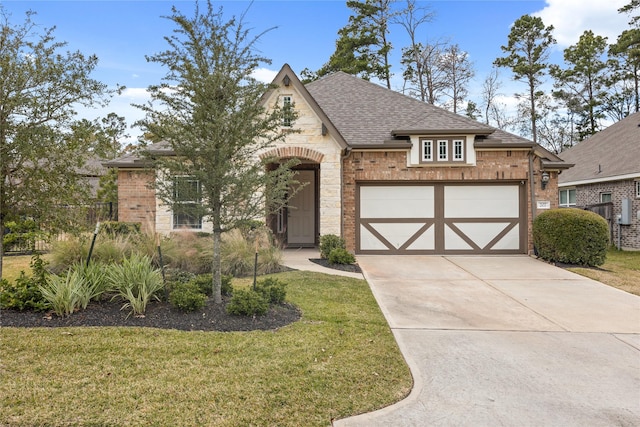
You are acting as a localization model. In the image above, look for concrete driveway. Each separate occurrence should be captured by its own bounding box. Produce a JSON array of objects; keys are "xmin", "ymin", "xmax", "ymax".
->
[{"xmin": 335, "ymin": 256, "xmax": 640, "ymax": 427}]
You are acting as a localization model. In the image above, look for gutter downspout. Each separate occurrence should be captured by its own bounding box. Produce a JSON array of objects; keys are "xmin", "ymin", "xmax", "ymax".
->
[
  {"xmin": 340, "ymin": 147, "xmax": 353, "ymax": 243},
  {"xmin": 529, "ymin": 150, "xmax": 537, "ymax": 255}
]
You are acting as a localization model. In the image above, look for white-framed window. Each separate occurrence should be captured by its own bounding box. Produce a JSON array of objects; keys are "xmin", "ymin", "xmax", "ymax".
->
[
  {"xmin": 636, "ymin": 181, "xmax": 640, "ymax": 198},
  {"xmin": 422, "ymin": 139, "xmax": 433, "ymax": 161},
  {"xmin": 282, "ymin": 95, "xmax": 293, "ymax": 127},
  {"xmin": 559, "ymin": 188, "xmax": 576, "ymax": 207},
  {"xmin": 600, "ymin": 192, "xmax": 612, "ymax": 203},
  {"xmin": 453, "ymin": 139, "xmax": 464, "ymax": 161},
  {"xmin": 172, "ymin": 177, "xmax": 203, "ymax": 230},
  {"xmin": 438, "ymin": 140, "xmax": 448, "ymax": 161},
  {"xmin": 419, "ymin": 137, "xmax": 465, "ymax": 164}
]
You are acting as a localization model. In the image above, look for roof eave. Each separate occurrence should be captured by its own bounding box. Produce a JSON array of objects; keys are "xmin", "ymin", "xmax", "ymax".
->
[{"xmin": 392, "ymin": 128, "xmax": 494, "ymax": 136}]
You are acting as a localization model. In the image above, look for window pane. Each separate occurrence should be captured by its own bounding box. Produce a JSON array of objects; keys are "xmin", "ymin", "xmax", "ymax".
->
[
  {"xmin": 560, "ymin": 190, "xmax": 568, "ymax": 205},
  {"xmin": 438, "ymin": 140, "xmax": 447, "ymax": 160},
  {"xmin": 569, "ymin": 189, "xmax": 576, "ymax": 205},
  {"xmin": 454, "ymin": 140, "xmax": 463, "ymax": 160},
  {"xmin": 422, "ymin": 140, "xmax": 432, "ymax": 161},
  {"xmin": 636, "ymin": 181, "xmax": 640, "ymax": 198},
  {"xmin": 600, "ymin": 192, "xmax": 612, "ymax": 203},
  {"xmin": 283, "ymin": 96, "xmax": 292, "ymax": 127}
]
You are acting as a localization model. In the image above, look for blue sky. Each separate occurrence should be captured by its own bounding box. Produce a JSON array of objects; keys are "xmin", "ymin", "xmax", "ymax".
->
[{"xmin": 1, "ymin": 0, "xmax": 631, "ymax": 143}]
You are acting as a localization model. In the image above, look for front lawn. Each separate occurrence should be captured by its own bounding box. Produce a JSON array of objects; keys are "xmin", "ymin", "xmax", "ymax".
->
[
  {"xmin": 566, "ymin": 248, "xmax": 640, "ymax": 296},
  {"xmin": 0, "ymin": 270, "xmax": 412, "ymax": 427}
]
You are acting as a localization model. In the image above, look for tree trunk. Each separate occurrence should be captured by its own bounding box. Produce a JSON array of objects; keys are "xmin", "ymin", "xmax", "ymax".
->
[
  {"xmin": 530, "ymin": 80, "xmax": 537, "ymax": 144},
  {"xmin": 212, "ymin": 228, "xmax": 222, "ymax": 304},
  {"xmin": 0, "ymin": 217, "xmax": 4, "ymax": 281}
]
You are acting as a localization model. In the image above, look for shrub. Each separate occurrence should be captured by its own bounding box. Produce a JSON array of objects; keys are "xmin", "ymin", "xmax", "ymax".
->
[
  {"xmin": 533, "ymin": 208, "xmax": 609, "ymax": 267},
  {"xmin": 169, "ymin": 282, "xmax": 207, "ymax": 312},
  {"xmin": 255, "ymin": 277, "xmax": 287, "ymax": 304},
  {"xmin": 226, "ymin": 289, "xmax": 269, "ymax": 316},
  {"xmin": 107, "ymin": 254, "xmax": 164, "ymax": 316},
  {"xmin": 0, "ymin": 254, "xmax": 49, "ymax": 311},
  {"xmin": 190, "ymin": 274, "xmax": 233, "ymax": 297},
  {"xmin": 38, "ymin": 269, "xmax": 84, "ymax": 317},
  {"xmin": 319, "ymin": 234, "xmax": 346, "ymax": 259},
  {"xmin": 328, "ymin": 248, "xmax": 356, "ymax": 265},
  {"xmin": 221, "ymin": 228, "xmax": 282, "ymax": 276}
]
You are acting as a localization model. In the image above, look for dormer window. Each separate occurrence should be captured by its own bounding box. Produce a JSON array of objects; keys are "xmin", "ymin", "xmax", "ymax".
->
[{"xmin": 420, "ymin": 137, "xmax": 467, "ymax": 164}]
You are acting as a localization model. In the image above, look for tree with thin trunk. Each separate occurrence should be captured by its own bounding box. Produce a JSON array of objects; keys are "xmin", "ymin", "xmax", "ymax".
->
[
  {"xmin": 395, "ymin": 0, "xmax": 435, "ymax": 101},
  {"xmin": 0, "ymin": 8, "xmax": 112, "ymax": 280},
  {"xmin": 439, "ymin": 44, "xmax": 475, "ymax": 114},
  {"xmin": 318, "ymin": 0, "xmax": 396, "ymax": 87},
  {"xmin": 551, "ymin": 30, "xmax": 609, "ymax": 139},
  {"xmin": 136, "ymin": 1, "xmax": 298, "ymax": 303},
  {"xmin": 480, "ymin": 67, "xmax": 503, "ymax": 125},
  {"xmin": 494, "ymin": 15, "xmax": 556, "ymax": 144}
]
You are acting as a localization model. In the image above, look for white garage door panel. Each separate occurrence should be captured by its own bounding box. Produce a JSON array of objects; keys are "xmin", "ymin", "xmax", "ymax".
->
[
  {"xmin": 361, "ymin": 186, "xmax": 434, "ymax": 218},
  {"xmin": 357, "ymin": 183, "xmax": 524, "ymax": 254},
  {"xmin": 445, "ymin": 185, "xmax": 519, "ymax": 218}
]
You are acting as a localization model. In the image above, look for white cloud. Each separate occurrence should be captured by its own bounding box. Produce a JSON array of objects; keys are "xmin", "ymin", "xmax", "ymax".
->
[
  {"xmin": 533, "ymin": 0, "xmax": 629, "ymax": 48},
  {"xmin": 252, "ymin": 67, "xmax": 278, "ymax": 83}
]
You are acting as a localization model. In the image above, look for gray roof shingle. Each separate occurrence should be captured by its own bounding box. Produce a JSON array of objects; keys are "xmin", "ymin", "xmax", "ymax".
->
[
  {"xmin": 558, "ymin": 112, "xmax": 640, "ymax": 184},
  {"xmin": 305, "ymin": 71, "xmax": 494, "ymax": 146}
]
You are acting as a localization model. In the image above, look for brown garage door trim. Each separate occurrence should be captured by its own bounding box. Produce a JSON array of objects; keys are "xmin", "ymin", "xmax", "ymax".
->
[{"xmin": 356, "ymin": 181, "xmax": 527, "ymax": 255}]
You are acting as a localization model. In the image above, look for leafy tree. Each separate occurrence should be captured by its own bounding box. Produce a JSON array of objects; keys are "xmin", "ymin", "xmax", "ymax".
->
[
  {"xmin": 136, "ymin": 1, "xmax": 298, "ymax": 303},
  {"xmin": 0, "ymin": 8, "xmax": 113, "ymax": 280},
  {"xmin": 318, "ymin": 0, "xmax": 396, "ymax": 87},
  {"xmin": 609, "ymin": 29, "xmax": 640, "ymax": 115},
  {"xmin": 494, "ymin": 15, "xmax": 556, "ymax": 144},
  {"xmin": 619, "ymin": 0, "xmax": 640, "ymax": 27},
  {"xmin": 551, "ymin": 30, "xmax": 609, "ymax": 139},
  {"xmin": 439, "ymin": 44, "xmax": 475, "ymax": 114}
]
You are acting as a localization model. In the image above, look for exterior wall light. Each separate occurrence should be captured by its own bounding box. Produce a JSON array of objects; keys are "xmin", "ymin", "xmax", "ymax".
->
[
  {"xmin": 283, "ymin": 75, "xmax": 291, "ymax": 86},
  {"xmin": 541, "ymin": 171, "xmax": 550, "ymax": 190}
]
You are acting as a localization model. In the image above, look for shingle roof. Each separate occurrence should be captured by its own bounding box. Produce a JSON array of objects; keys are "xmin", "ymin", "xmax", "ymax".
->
[
  {"xmin": 305, "ymin": 71, "xmax": 494, "ymax": 146},
  {"xmin": 558, "ymin": 112, "xmax": 640, "ymax": 184}
]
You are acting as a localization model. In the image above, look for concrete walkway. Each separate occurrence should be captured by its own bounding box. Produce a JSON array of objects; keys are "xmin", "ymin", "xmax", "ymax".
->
[
  {"xmin": 328, "ymin": 255, "xmax": 640, "ymax": 427},
  {"xmin": 281, "ymin": 248, "xmax": 364, "ymax": 279}
]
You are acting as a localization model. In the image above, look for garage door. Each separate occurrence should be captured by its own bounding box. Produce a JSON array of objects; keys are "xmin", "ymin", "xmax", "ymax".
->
[{"xmin": 357, "ymin": 183, "xmax": 526, "ymax": 254}]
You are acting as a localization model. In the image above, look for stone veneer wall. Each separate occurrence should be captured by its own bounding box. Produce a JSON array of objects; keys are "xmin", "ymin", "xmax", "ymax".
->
[
  {"xmin": 117, "ymin": 169, "xmax": 156, "ymax": 235},
  {"xmin": 576, "ymin": 180, "xmax": 639, "ymax": 250},
  {"xmin": 341, "ymin": 149, "xmax": 558, "ymax": 254},
  {"xmin": 259, "ymin": 86, "xmax": 344, "ymax": 239}
]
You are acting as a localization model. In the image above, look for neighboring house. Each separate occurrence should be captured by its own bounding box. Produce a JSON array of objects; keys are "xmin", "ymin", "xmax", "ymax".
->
[
  {"xmin": 558, "ymin": 112, "xmax": 640, "ymax": 250},
  {"xmin": 106, "ymin": 64, "xmax": 571, "ymax": 255}
]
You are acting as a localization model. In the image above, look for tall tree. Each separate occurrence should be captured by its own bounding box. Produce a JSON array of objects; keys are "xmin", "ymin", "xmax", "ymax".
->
[
  {"xmin": 400, "ymin": 40, "xmax": 447, "ymax": 103},
  {"xmin": 494, "ymin": 15, "xmax": 556, "ymax": 144},
  {"xmin": 0, "ymin": 8, "xmax": 112, "ymax": 280},
  {"xmin": 395, "ymin": 0, "xmax": 435, "ymax": 101},
  {"xmin": 439, "ymin": 43, "xmax": 475, "ymax": 114},
  {"xmin": 609, "ymin": 28, "xmax": 640, "ymax": 115},
  {"xmin": 318, "ymin": 0, "xmax": 396, "ymax": 87},
  {"xmin": 137, "ymin": 1, "xmax": 298, "ymax": 303},
  {"xmin": 480, "ymin": 67, "xmax": 503, "ymax": 125},
  {"xmin": 551, "ymin": 30, "xmax": 609, "ymax": 139}
]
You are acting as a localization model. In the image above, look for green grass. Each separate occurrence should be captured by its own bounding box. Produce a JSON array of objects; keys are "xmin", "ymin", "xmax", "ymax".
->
[
  {"xmin": 0, "ymin": 271, "xmax": 412, "ymax": 426},
  {"xmin": 2, "ymin": 254, "xmax": 37, "ymax": 283},
  {"xmin": 567, "ymin": 248, "xmax": 640, "ymax": 296}
]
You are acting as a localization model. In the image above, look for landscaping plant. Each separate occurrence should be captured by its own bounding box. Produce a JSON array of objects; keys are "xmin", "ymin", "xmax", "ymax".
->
[
  {"xmin": 168, "ymin": 282, "xmax": 207, "ymax": 312},
  {"xmin": 0, "ymin": 254, "xmax": 49, "ymax": 311},
  {"xmin": 107, "ymin": 254, "xmax": 164, "ymax": 316},
  {"xmin": 74, "ymin": 262, "xmax": 110, "ymax": 309},
  {"xmin": 319, "ymin": 234, "xmax": 346, "ymax": 259},
  {"xmin": 38, "ymin": 268, "xmax": 84, "ymax": 317},
  {"xmin": 328, "ymin": 248, "xmax": 356, "ymax": 265},
  {"xmin": 533, "ymin": 208, "xmax": 609, "ymax": 266},
  {"xmin": 226, "ymin": 288, "xmax": 269, "ymax": 316}
]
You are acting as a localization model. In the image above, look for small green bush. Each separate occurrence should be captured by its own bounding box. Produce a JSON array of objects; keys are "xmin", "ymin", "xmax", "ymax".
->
[
  {"xmin": 533, "ymin": 208, "xmax": 609, "ymax": 267},
  {"xmin": 169, "ymin": 282, "xmax": 207, "ymax": 312},
  {"xmin": 255, "ymin": 277, "xmax": 287, "ymax": 304},
  {"xmin": 319, "ymin": 234, "xmax": 346, "ymax": 259},
  {"xmin": 0, "ymin": 254, "xmax": 49, "ymax": 311},
  {"xmin": 226, "ymin": 289, "xmax": 269, "ymax": 316},
  {"xmin": 190, "ymin": 274, "xmax": 233, "ymax": 297},
  {"xmin": 328, "ymin": 248, "xmax": 356, "ymax": 265}
]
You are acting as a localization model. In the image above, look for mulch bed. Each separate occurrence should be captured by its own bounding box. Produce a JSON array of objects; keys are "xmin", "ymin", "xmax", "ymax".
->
[
  {"xmin": 309, "ymin": 258, "xmax": 362, "ymax": 273},
  {"xmin": 0, "ymin": 297, "xmax": 301, "ymax": 332}
]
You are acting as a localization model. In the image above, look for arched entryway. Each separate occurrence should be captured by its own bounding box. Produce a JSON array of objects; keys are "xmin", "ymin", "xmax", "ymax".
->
[{"xmin": 260, "ymin": 147, "xmax": 324, "ymax": 247}]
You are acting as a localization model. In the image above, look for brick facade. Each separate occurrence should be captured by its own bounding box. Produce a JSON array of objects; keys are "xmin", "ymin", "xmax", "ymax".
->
[
  {"xmin": 341, "ymin": 149, "xmax": 558, "ymax": 254},
  {"xmin": 576, "ymin": 180, "xmax": 639, "ymax": 250},
  {"xmin": 117, "ymin": 169, "xmax": 156, "ymax": 235}
]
